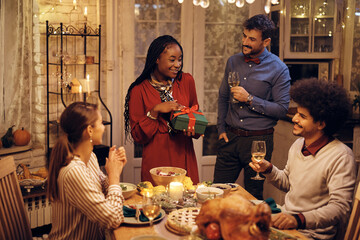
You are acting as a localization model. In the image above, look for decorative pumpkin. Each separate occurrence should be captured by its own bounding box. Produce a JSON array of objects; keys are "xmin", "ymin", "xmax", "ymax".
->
[{"xmin": 13, "ymin": 127, "xmax": 31, "ymax": 146}]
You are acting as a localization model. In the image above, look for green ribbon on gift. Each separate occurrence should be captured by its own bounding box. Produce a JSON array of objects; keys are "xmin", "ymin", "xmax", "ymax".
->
[{"xmin": 123, "ymin": 206, "xmax": 162, "ymax": 222}]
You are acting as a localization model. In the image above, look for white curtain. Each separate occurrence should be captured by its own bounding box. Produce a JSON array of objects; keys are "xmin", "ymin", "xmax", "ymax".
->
[{"xmin": 0, "ymin": 0, "xmax": 32, "ymax": 135}]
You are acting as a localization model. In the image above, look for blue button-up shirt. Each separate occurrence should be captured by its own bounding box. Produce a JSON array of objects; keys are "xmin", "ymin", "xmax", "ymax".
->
[{"xmin": 217, "ymin": 48, "xmax": 291, "ymax": 133}]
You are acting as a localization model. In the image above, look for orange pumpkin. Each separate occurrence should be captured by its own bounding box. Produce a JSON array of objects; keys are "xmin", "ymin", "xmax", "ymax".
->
[{"xmin": 13, "ymin": 128, "xmax": 31, "ymax": 146}]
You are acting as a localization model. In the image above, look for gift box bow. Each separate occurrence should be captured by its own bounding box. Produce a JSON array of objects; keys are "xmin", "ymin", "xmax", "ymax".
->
[{"xmin": 170, "ymin": 105, "xmax": 204, "ymax": 134}]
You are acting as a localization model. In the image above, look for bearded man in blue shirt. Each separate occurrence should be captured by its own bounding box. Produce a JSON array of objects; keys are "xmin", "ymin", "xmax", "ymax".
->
[{"xmin": 214, "ymin": 14, "xmax": 291, "ymax": 200}]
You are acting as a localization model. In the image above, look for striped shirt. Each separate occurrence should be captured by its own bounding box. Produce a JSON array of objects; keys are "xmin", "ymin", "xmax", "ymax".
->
[{"xmin": 49, "ymin": 152, "xmax": 125, "ymax": 240}]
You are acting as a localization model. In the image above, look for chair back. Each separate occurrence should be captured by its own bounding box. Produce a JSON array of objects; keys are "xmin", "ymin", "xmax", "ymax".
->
[
  {"xmin": 345, "ymin": 184, "xmax": 360, "ymax": 240},
  {"xmin": 0, "ymin": 156, "xmax": 32, "ymax": 240}
]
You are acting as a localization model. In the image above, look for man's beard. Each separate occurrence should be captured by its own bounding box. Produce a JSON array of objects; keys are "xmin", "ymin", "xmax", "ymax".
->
[{"xmin": 242, "ymin": 45, "xmax": 262, "ymax": 57}]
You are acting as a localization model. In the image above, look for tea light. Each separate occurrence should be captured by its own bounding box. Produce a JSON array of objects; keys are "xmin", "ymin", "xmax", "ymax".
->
[
  {"xmin": 143, "ymin": 188, "xmax": 153, "ymax": 198},
  {"xmin": 169, "ymin": 182, "xmax": 184, "ymax": 201}
]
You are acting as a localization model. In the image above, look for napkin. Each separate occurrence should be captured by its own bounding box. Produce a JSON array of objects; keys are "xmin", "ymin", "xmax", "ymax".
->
[
  {"xmin": 265, "ymin": 198, "xmax": 281, "ymax": 214},
  {"xmin": 123, "ymin": 206, "xmax": 162, "ymax": 222}
]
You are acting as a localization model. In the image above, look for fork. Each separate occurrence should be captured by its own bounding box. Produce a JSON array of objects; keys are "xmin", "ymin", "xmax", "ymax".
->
[{"xmin": 135, "ymin": 205, "xmax": 140, "ymax": 223}]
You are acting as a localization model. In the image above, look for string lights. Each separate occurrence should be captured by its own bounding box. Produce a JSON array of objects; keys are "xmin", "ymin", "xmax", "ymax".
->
[{"xmin": 178, "ymin": 0, "xmax": 279, "ymax": 12}]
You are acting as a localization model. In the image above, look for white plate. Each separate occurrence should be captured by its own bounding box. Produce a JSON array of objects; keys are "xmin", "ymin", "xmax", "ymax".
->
[
  {"xmin": 250, "ymin": 199, "xmax": 266, "ymax": 205},
  {"xmin": 123, "ymin": 208, "xmax": 166, "ymax": 225},
  {"xmin": 225, "ymin": 183, "xmax": 240, "ymax": 191},
  {"xmin": 250, "ymin": 200, "xmax": 281, "ymax": 216},
  {"xmin": 130, "ymin": 236, "xmax": 167, "ymax": 240}
]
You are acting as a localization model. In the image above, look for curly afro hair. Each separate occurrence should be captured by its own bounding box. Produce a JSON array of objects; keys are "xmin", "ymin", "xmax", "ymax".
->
[{"xmin": 290, "ymin": 78, "xmax": 351, "ymax": 136}]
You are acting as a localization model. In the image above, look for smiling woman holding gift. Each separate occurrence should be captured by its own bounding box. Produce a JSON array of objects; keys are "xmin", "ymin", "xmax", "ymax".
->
[{"xmin": 124, "ymin": 35, "xmax": 201, "ymax": 184}]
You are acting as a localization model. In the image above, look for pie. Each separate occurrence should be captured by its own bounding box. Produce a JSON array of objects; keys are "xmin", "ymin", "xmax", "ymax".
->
[{"xmin": 165, "ymin": 207, "xmax": 200, "ymax": 235}]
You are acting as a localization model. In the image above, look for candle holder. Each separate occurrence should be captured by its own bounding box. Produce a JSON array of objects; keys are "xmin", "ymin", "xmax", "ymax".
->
[{"xmin": 169, "ymin": 182, "xmax": 184, "ymax": 201}]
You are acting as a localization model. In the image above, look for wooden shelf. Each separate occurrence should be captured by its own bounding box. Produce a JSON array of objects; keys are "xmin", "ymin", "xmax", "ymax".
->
[{"xmin": 0, "ymin": 145, "xmax": 32, "ymax": 156}]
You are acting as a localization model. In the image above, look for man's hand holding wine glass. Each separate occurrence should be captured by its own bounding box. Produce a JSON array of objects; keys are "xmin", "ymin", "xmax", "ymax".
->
[{"xmin": 249, "ymin": 153, "xmax": 271, "ymax": 175}]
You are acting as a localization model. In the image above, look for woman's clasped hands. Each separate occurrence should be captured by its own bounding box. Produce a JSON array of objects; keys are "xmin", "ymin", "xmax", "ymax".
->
[{"xmin": 106, "ymin": 146, "xmax": 127, "ymax": 185}]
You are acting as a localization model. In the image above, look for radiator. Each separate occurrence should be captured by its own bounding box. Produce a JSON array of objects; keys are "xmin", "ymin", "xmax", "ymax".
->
[{"xmin": 24, "ymin": 195, "xmax": 52, "ymax": 228}]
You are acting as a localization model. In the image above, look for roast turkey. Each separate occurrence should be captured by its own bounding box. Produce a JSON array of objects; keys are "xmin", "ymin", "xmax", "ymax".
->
[{"xmin": 195, "ymin": 193, "xmax": 271, "ymax": 240}]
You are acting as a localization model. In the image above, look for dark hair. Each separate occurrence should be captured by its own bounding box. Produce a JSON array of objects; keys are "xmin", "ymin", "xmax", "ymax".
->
[
  {"xmin": 124, "ymin": 35, "xmax": 184, "ymax": 139},
  {"xmin": 47, "ymin": 102, "xmax": 99, "ymax": 201},
  {"xmin": 243, "ymin": 14, "xmax": 275, "ymax": 40},
  {"xmin": 290, "ymin": 78, "xmax": 351, "ymax": 136}
]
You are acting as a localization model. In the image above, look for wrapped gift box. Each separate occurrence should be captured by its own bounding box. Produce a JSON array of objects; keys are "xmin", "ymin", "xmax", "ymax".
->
[{"xmin": 170, "ymin": 106, "xmax": 208, "ymax": 135}]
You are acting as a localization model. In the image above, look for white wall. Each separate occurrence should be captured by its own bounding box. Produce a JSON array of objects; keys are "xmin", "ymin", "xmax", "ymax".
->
[{"xmin": 264, "ymin": 119, "xmax": 299, "ymax": 205}]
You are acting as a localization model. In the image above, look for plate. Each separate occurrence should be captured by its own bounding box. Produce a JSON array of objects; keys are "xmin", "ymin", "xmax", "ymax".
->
[
  {"xmin": 225, "ymin": 183, "xmax": 240, "ymax": 191},
  {"xmin": 123, "ymin": 208, "xmax": 166, "ymax": 225},
  {"xmin": 250, "ymin": 200, "xmax": 281, "ymax": 216},
  {"xmin": 130, "ymin": 235, "xmax": 167, "ymax": 240},
  {"xmin": 166, "ymin": 207, "xmax": 200, "ymax": 235},
  {"xmin": 269, "ymin": 227, "xmax": 298, "ymax": 240},
  {"xmin": 19, "ymin": 178, "xmax": 46, "ymax": 187},
  {"xmin": 250, "ymin": 199, "xmax": 266, "ymax": 205}
]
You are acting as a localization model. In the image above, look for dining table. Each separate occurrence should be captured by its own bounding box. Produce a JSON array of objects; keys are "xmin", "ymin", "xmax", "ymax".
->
[{"xmin": 112, "ymin": 185, "xmax": 309, "ymax": 240}]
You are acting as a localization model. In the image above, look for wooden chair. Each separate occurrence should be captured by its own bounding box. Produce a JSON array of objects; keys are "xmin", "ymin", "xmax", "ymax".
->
[
  {"xmin": 344, "ymin": 184, "xmax": 360, "ymax": 240},
  {"xmin": 0, "ymin": 156, "xmax": 32, "ymax": 239}
]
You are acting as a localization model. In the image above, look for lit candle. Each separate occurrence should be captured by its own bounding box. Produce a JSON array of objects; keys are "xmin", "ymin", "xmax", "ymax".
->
[
  {"xmin": 143, "ymin": 188, "xmax": 153, "ymax": 198},
  {"xmin": 84, "ymin": 6, "xmax": 88, "ymax": 17},
  {"xmin": 73, "ymin": 0, "xmax": 76, "ymax": 7},
  {"xmin": 169, "ymin": 182, "xmax": 184, "ymax": 201},
  {"xmin": 86, "ymin": 74, "xmax": 90, "ymax": 94}
]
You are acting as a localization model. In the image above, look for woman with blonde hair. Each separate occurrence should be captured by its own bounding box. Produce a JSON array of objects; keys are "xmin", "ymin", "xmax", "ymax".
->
[{"xmin": 47, "ymin": 102, "xmax": 127, "ymax": 239}]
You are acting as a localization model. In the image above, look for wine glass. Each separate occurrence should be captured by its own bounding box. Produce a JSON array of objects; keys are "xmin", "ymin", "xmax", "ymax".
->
[
  {"xmin": 251, "ymin": 141, "xmax": 266, "ymax": 180},
  {"xmin": 142, "ymin": 194, "xmax": 161, "ymax": 226},
  {"xmin": 227, "ymin": 72, "xmax": 240, "ymax": 103}
]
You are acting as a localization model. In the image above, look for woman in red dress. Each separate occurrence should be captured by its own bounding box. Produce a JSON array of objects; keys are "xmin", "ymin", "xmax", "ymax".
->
[{"xmin": 124, "ymin": 35, "xmax": 200, "ymax": 184}]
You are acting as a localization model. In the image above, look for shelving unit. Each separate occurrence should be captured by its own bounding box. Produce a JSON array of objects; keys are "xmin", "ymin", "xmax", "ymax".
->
[
  {"xmin": 284, "ymin": 0, "xmax": 340, "ymax": 59},
  {"xmin": 46, "ymin": 21, "xmax": 112, "ymax": 158}
]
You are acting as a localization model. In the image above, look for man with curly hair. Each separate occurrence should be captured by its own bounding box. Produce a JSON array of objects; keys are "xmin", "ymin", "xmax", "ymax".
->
[{"xmin": 250, "ymin": 78, "xmax": 356, "ymax": 239}]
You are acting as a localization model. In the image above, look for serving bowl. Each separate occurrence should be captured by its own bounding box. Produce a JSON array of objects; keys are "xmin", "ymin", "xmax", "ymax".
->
[
  {"xmin": 211, "ymin": 183, "xmax": 231, "ymax": 196},
  {"xmin": 196, "ymin": 186, "xmax": 224, "ymax": 203},
  {"xmin": 149, "ymin": 167, "xmax": 187, "ymax": 186},
  {"xmin": 119, "ymin": 182, "xmax": 137, "ymax": 199}
]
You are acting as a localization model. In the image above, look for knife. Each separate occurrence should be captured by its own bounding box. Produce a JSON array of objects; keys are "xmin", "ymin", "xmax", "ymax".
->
[{"xmin": 135, "ymin": 205, "xmax": 140, "ymax": 223}]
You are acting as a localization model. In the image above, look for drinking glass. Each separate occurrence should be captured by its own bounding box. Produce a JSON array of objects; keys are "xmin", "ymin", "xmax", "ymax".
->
[
  {"xmin": 142, "ymin": 194, "xmax": 161, "ymax": 226},
  {"xmin": 227, "ymin": 72, "xmax": 240, "ymax": 103},
  {"xmin": 251, "ymin": 141, "xmax": 266, "ymax": 180}
]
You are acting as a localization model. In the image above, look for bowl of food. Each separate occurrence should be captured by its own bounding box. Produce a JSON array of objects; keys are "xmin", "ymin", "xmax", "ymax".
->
[
  {"xmin": 119, "ymin": 182, "xmax": 137, "ymax": 199},
  {"xmin": 149, "ymin": 167, "xmax": 187, "ymax": 186},
  {"xmin": 196, "ymin": 186, "xmax": 224, "ymax": 203},
  {"xmin": 211, "ymin": 183, "xmax": 231, "ymax": 196}
]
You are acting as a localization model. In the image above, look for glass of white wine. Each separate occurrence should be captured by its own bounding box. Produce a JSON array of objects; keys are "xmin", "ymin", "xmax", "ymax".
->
[
  {"xmin": 227, "ymin": 72, "xmax": 240, "ymax": 103},
  {"xmin": 251, "ymin": 140, "xmax": 266, "ymax": 180},
  {"xmin": 142, "ymin": 194, "xmax": 161, "ymax": 226}
]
